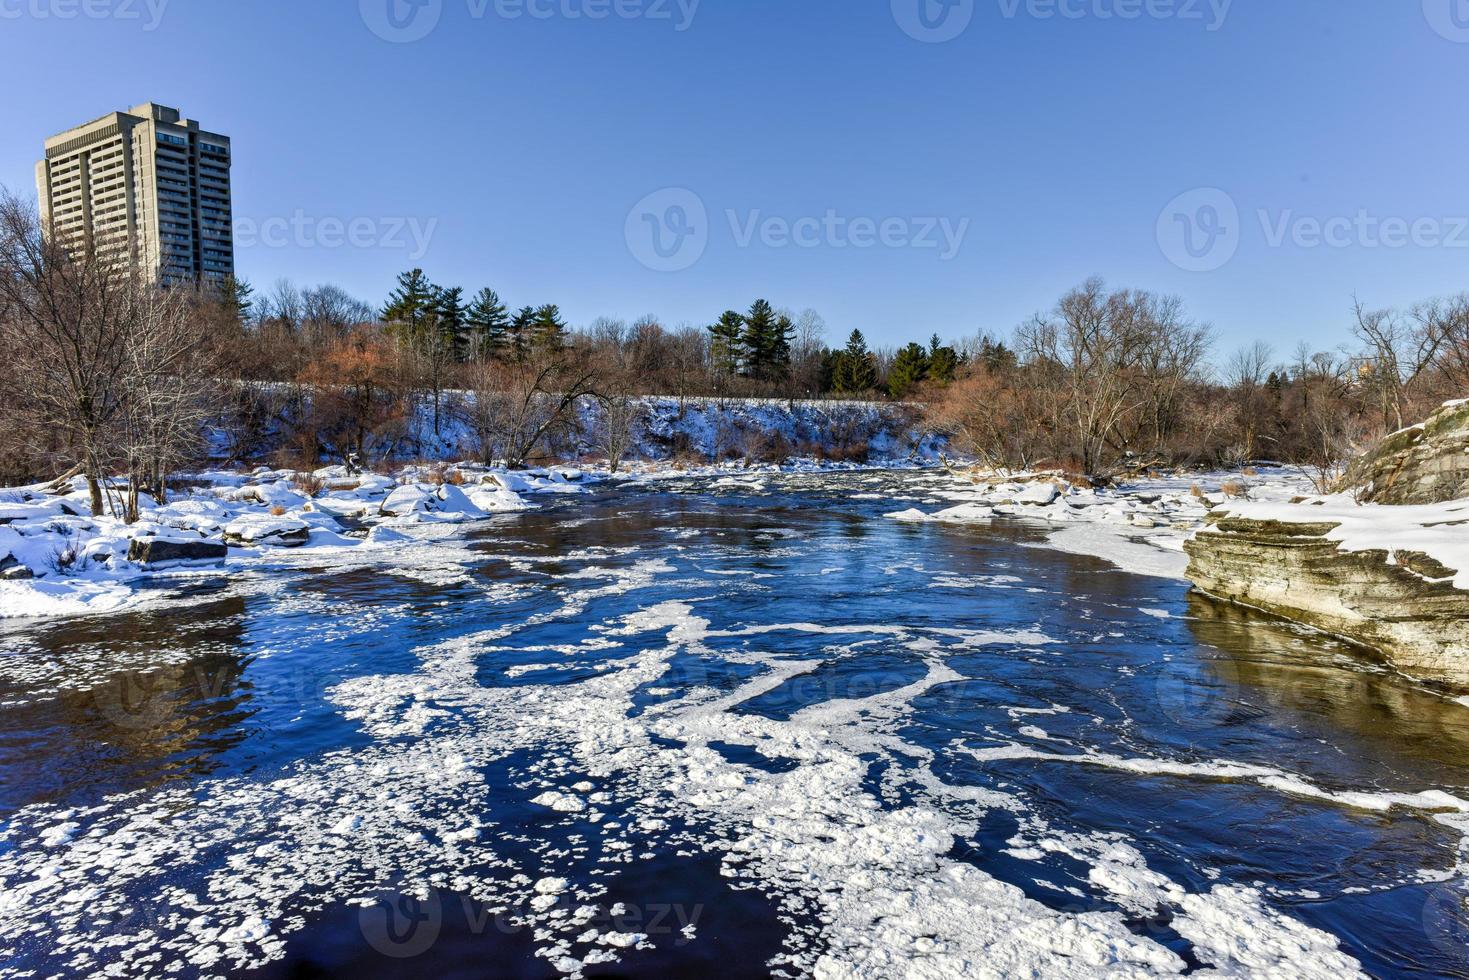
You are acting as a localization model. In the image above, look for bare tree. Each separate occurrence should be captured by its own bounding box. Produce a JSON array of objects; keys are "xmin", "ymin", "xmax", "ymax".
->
[
  {"xmin": 1016, "ymin": 279, "xmax": 1148, "ymax": 474},
  {"xmin": 464, "ymin": 348, "xmax": 597, "ymax": 468},
  {"xmin": 1224, "ymin": 341, "xmax": 1275, "ymax": 461},
  {"xmin": 0, "ymin": 191, "xmax": 139, "ymax": 514},
  {"xmin": 1352, "ymin": 297, "xmax": 1443, "ymax": 433},
  {"xmin": 594, "ymin": 388, "xmax": 643, "ymax": 474},
  {"xmin": 116, "ymin": 284, "xmax": 219, "ymax": 521},
  {"xmin": 1408, "ymin": 293, "xmax": 1469, "ymax": 398}
]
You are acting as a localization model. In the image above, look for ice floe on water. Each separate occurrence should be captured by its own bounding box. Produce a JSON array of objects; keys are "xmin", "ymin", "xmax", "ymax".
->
[
  {"xmin": 0, "ymin": 468, "xmax": 1463, "ymax": 978},
  {"xmin": 1, "ymin": 538, "xmax": 1441, "ymax": 979},
  {"xmin": 883, "ymin": 467, "xmax": 1314, "ymax": 580}
]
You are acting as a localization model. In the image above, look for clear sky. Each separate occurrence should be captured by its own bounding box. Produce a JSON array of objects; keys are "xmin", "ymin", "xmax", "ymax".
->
[{"xmin": 3, "ymin": 0, "xmax": 1466, "ymax": 359}]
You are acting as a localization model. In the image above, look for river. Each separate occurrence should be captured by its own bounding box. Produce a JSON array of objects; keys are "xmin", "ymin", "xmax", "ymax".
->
[{"xmin": 0, "ymin": 471, "xmax": 1465, "ymax": 978}]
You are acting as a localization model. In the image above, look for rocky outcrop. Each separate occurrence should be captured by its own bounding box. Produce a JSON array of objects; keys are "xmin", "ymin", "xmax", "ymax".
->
[
  {"xmin": 222, "ymin": 515, "xmax": 311, "ymax": 548},
  {"xmin": 1187, "ymin": 399, "xmax": 1469, "ymax": 687},
  {"xmin": 128, "ymin": 538, "xmax": 229, "ymax": 566},
  {"xmin": 0, "ymin": 555, "xmax": 34, "ymax": 580},
  {"xmin": 1185, "ymin": 514, "xmax": 1469, "ymax": 689},
  {"xmin": 1342, "ymin": 399, "xmax": 1469, "ymax": 504}
]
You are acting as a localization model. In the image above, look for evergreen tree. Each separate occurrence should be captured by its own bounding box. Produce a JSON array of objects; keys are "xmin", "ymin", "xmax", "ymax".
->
[
  {"xmin": 927, "ymin": 334, "xmax": 961, "ymax": 386},
  {"xmin": 833, "ymin": 330, "xmax": 878, "ymax": 394},
  {"xmin": 977, "ymin": 337, "xmax": 1018, "ymax": 373},
  {"xmin": 708, "ymin": 310, "xmax": 746, "ymax": 376},
  {"xmin": 433, "ymin": 286, "xmax": 468, "ymax": 361},
  {"xmin": 465, "ymin": 287, "xmax": 511, "ymax": 361},
  {"xmin": 888, "ymin": 342, "xmax": 931, "ymax": 399},
  {"xmin": 529, "ymin": 304, "xmax": 567, "ymax": 353},
  {"xmin": 509, "ymin": 306, "xmax": 536, "ymax": 361},
  {"xmin": 219, "ymin": 277, "xmax": 254, "ymax": 325},
  {"xmin": 771, "ymin": 313, "xmax": 795, "ymax": 375},
  {"xmin": 817, "ymin": 348, "xmax": 838, "ymax": 394},
  {"xmin": 382, "ymin": 269, "xmax": 438, "ymax": 345},
  {"xmin": 741, "ymin": 299, "xmax": 779, "ymax": 378}
]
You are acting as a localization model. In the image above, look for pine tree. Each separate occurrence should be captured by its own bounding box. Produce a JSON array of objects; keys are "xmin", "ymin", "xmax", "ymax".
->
[
  {"xmin": 771, "ymin": 313, "xmax": 794, "ymax": 376},
  {"xmin": 219, "ymin": 277, "xmax": 254, "ymax": 325},
  {"xmin": 529, "ymin": 304, "xmax": 567, "ymax": 353},
  {"xmin": 433, "ymin": 286, "xmax": 468, "ymax": 362},
  {"xmin": 741, "ymin": 299, "xmax": 778, "ymax": 378},
  {"xmin": 382, "ymin": 269, "xmax": 437, "ymax": 346},
  {"xmin": 465, "ymin": 287, "xmax": 511, "ymax": 361},
  {"xmin": 509, "ymin": 306, "xmax": 536, "ymax": 361},
  {"xmin": 833, "ymin": 330, "xmax": 878, "ymax": 394},
  {"xmin": 978, "ymin": 337, "xmax": 1018, "ymax": 373},
  {"xmin": 888, "ymin": 342, "xmax": 931, "ymax": 399},
  {"xmin": 927, "ymin": 334, "xmax": 960, "ymax": 386},
  {"xmin": 708, "ymin": 310, "xmax": 746, "ymax": 376}
]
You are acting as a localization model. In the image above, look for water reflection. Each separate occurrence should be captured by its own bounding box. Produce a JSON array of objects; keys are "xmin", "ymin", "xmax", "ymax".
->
[
  {"xmin": 0, "ymin": 596, "xmax": 249, "ymax": 814},
  {"xmin": 1185, "ymin": 594, "xmax": 1469, "ymax": 784}
]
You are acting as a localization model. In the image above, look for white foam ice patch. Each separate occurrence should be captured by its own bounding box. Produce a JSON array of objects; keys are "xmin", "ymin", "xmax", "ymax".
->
[
  {"xmin": 1035, "ymin": 524, "xmax": 1191, "ymax": 581},
  {"xmin": 0, "ymin": 558, "xmax": 1376, "ymax": 978},
  {"xmin": 961, "ymin": 743, "xmax": 1469, "ymax": 819}
]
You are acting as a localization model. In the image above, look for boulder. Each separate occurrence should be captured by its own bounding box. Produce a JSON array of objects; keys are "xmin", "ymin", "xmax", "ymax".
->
[
  {"xmin": 1013, "ymin": 482, "xmax": 1061, "ymax": 506},
  {"xmin": 222, "ymin": 514, "xmax": 312, "ymax": 548},
  {"xmin": 0, "ymin": 555, "xmax": 34, "ymax": 580},
  {"xmin": 128, "ymin": 537, "xmax": 228, "ymax": 566},
  {"xmin": 1185, "ymin": 513, "xmax": 1469, "ymax": 689},
  {"xmin": 435, "ymin": 483, "xmax": 487, "ymax": 519},
  {"xmin": 1342, "ymin": 399, "xmax": 1469, "ymax": 505},
  {"xmin": 379, "ymin": 485, "xmax": 437, "ymax": 518}
]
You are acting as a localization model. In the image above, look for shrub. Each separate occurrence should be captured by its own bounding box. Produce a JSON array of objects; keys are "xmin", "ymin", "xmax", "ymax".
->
[{"xmin": 292, "ymin": 472, "xmax": 325, "ymax": 498}]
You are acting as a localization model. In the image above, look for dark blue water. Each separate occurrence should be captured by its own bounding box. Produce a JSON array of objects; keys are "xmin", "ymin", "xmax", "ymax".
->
[{"xmin": 0, "ymin": 472, "xmax": 1465, "ymax": 978}]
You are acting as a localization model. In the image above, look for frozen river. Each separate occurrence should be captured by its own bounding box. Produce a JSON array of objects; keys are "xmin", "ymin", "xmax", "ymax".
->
[{"xmin": 1, "ymin": 471, "xmax": 1466, "ymax": 978}]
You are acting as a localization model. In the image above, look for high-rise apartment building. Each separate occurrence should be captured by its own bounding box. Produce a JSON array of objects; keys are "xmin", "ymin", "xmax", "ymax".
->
[{"xmin": 35, "ymin": 103, "xmax": 233, "ymax": 283}]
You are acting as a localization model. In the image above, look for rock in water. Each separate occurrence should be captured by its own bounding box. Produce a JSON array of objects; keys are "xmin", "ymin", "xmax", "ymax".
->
[
  {"xmin": 128, "ymin": 538, "xmax": 229, "ymax": 566},
  {"xmin": 1184, "ymin": 515, "xmax": 1469, "ymax": 689},
  {"xmin": 1342, "ymin": 399, "xmax": 1469, "ymax": 505},
  {"xmin": 1187, "ymin": 400, "xmax": 1469, "ymax": 689},
  {"xmin": 222, "ymin": 515, "xmax": 312, "ymax": 548}
]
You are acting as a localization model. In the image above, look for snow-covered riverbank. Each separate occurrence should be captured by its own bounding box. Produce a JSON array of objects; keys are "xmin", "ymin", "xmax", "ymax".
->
[
  {"xmin": 884, "ymin": 467, "xmax": 1315, "ymax": 580},
  {"xmin": 0, "ymin": 464, "xmax": 556, "ymax": 620},
  {"xmin": 0, "ymin": 458, "xmax": 950, "ymax": 621}
]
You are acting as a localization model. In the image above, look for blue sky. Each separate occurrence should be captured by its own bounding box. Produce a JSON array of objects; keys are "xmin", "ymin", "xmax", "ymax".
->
[{"xmin": 3, "ymin": 0, "xmax": 1467, "ymax": 358}]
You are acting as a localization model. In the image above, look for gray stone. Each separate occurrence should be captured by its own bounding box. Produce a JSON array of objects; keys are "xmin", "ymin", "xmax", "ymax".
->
[
  {"xmin": 1342, "ymin": 400, "xmax": 1469, "ymax": 505},
  {"xmin": 1185, "ymin": 515, "xmax": 1469, "ymax": 689},
  {"xmin": 0, "ymin": 555, "xmax": 33, "ymax": 580},
  {"xmin": 128, "ymin": 538, "xmax": 228, "ymax": 566}
]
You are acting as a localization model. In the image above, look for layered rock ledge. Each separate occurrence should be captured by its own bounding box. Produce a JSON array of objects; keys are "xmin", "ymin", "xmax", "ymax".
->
[
  {"xmin": 1342, "ymin": 398, "xmax": 1469, "ymax": 505},
  {"xmin": 1185, "ymin": 499, "xmax": 1469, "ymax": 689}
]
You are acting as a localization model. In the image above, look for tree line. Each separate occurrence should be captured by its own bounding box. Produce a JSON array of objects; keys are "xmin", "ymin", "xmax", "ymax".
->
[{"xmin": 3, "ymin": 187, "xmax": 1466, "ymax": 513}]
